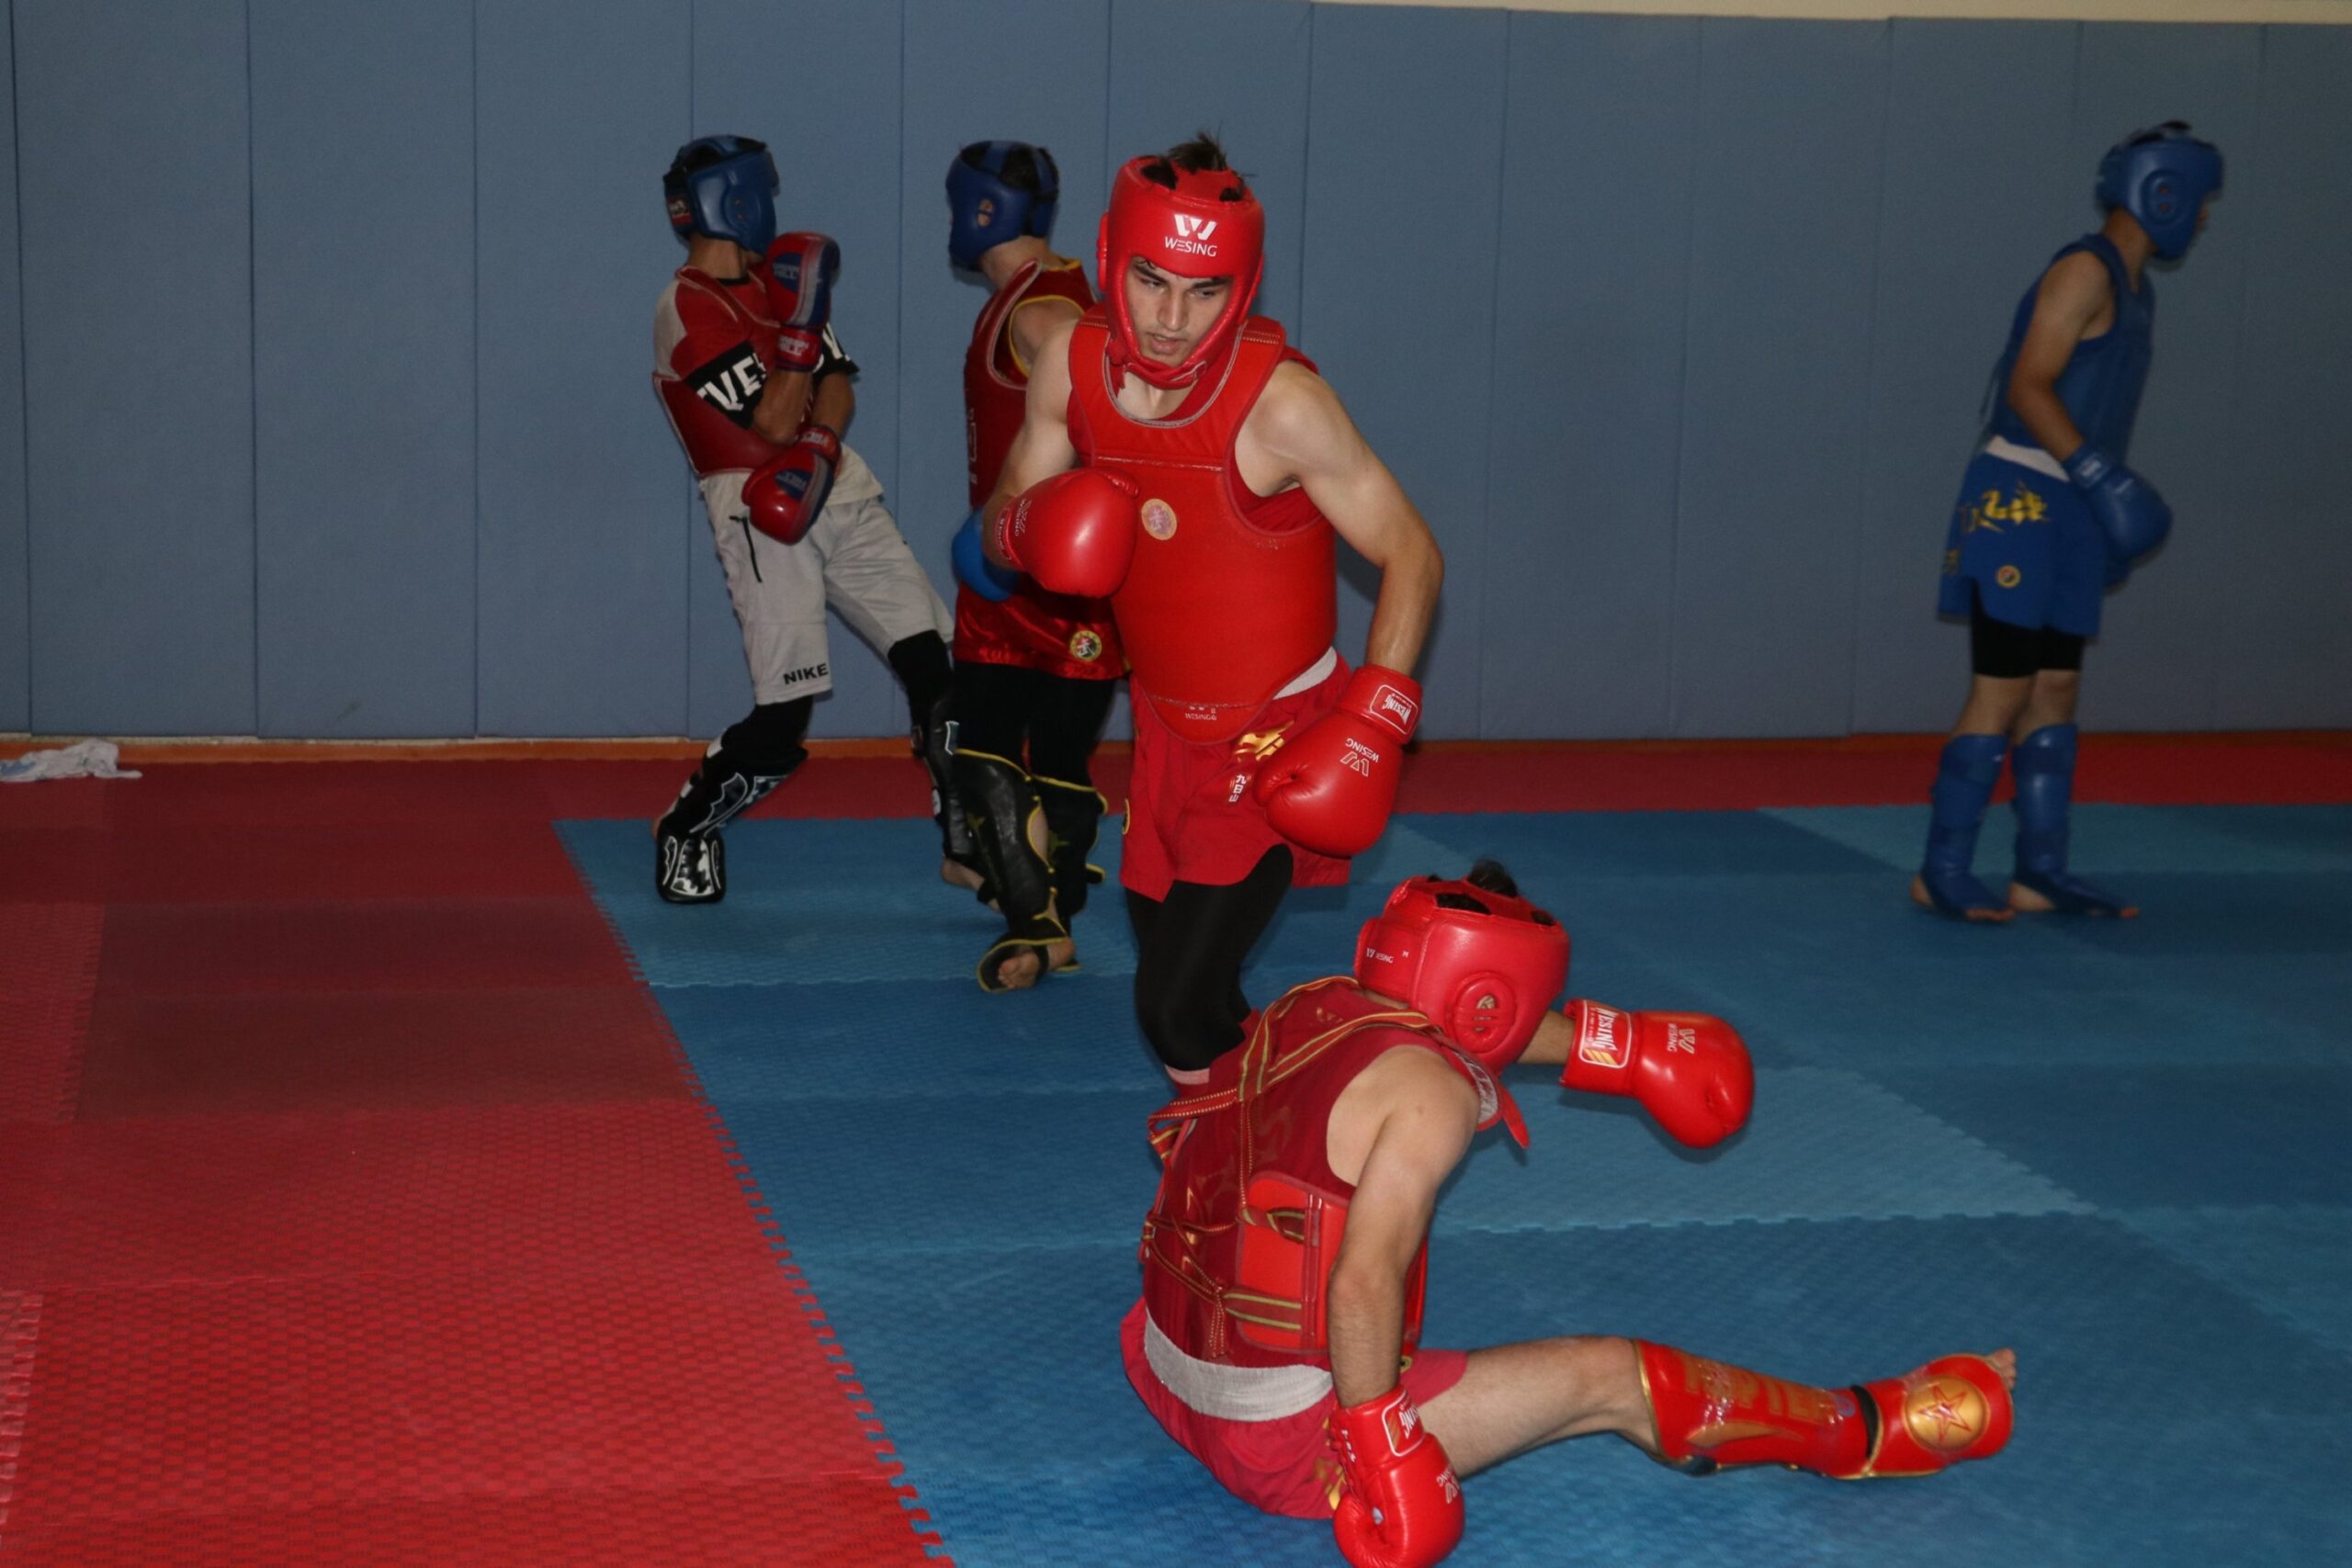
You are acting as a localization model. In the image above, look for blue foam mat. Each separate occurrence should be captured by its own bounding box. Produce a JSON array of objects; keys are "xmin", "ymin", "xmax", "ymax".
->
[{"xmin": 558, "ymin": 802, "xmax": 2352, "ymax": 1567}]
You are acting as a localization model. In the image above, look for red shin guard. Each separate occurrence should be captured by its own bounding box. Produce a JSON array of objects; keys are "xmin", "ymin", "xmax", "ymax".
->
[{"xmin": 1637, "ymin": 1343, "xmax": 2012, "ymax": 1480}]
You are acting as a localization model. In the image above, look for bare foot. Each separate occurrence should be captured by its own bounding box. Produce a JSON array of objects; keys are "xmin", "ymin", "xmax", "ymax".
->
[
  {"xmin": 993, "ymin": 936, "xmax": 1077, "ymax": 990},
  {"xmin": 1911, "ymin": 874, "xmax": 2012, "ymax": 922},
  {"xmin": 1979, "ymin": 1348, "xmax": 2018, "ymax": 1392},
  {"xmin": 2007, "ymin": 879, "xmax": 2138, "ymax": 918},
  {"xmin": 941, "ymin": 856, "xmax": 987, "ymax": 895}
]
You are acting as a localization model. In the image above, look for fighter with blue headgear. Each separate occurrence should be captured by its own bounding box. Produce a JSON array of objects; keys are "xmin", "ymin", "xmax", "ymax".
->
[
  {"xmin": 664, "ymin": 134, "xmax": 781, "ymax": 253},
  {"xmin": 1915, "ymin": 123, "xmax": 2222, "ymax": 923},
  {"xmin": 946, "ymin": 141, "xmax": 1061, "ymax": 272}
]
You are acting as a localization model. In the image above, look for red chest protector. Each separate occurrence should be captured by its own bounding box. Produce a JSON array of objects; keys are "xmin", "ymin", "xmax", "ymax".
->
[
  {"xmin": 655, "ymin": 268, "xmax": 785, "ymax": 477},
  {"xmin": 1067, "ymin": 310, "xmax": 1336, "ymax": 742},
  {"xmin": 1140, "ymin": 977, "xmax": 1513, "ymax": 1371},
  {"xmin": 957, "ymin": 259, "xmax": 1121, "ymax": 680},
  {"xmin": 965, "ymin": 256, "xmax": 1093, "ymax": 507}
]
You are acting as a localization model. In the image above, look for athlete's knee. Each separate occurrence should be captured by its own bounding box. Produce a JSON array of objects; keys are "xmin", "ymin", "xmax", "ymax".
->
[
  {"xmin": 718, "ymin": 697, "xmax": 812, "ymax": 773},
  {"xmin": 1132, "ymin": 969, "xmax": 1243, "ymax": 1074},
  {"xmin": 888, "ymin": 631, "xmax": 953, "ymax": 720},
  {"xmin": 2029, "ymin": 667, "xmax": 2081, "ymax": 705}
]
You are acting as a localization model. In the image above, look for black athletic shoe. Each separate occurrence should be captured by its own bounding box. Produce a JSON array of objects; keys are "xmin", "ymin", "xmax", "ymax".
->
[{"xmin": 656, "ymin": 830, "xmax": 726, "ymax": 904}]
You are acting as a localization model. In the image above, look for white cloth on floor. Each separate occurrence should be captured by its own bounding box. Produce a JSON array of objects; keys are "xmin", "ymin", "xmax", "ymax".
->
[{"xmin": 0, "ymin": 739, "xmax": 142, "ymax": 783}]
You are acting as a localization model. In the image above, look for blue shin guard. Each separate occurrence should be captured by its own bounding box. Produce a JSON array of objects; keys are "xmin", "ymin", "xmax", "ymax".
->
[
  {"xmin": 1919, "ymin": 734, "xmax": 2009, "ymax": 918},
  {"xmin": 2010, "ymin": 724, "xmax": 2132, "ymax": 915}
]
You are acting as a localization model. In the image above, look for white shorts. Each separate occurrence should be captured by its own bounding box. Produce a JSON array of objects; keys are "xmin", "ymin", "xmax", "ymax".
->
[{"xmin": 698, "ymin": 446, "xmax": 952, "ymax": 705}]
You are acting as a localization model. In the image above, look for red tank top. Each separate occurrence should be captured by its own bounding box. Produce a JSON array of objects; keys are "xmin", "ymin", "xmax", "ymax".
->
[
  {"xmin": 1141, "ymin": 978, "xmax": 1497, "ymax": 1372},
  {"xmin": 956, "ymin": 258, "xmax": 1121, "ymax": 681},
  {"xmin": 1067, "ymin": 311, "xmax": 1336, "ymax": 742}
]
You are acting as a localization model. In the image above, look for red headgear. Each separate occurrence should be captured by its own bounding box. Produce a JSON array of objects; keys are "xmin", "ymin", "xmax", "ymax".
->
[
  {"xmin": 1095, "ymin": 154, "xmax": 1265, "ymax": 390},
  {"xmin": 1355, "ymin": 876, "xmax": 1571, "ymax": 1072}
]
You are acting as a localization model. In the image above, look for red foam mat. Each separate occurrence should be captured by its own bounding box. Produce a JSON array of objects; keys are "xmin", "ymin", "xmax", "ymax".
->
[
  {"xmin": 0, "ymin": 904, "xmax": 102, "ymax": 1124},
  {"xmin": 8, "ymin": 1274, "xmax": 907, "ymax": 1525},
  {"xmin": 72, "ymin": 987, "xmax": 692, "ymax": 1121}
]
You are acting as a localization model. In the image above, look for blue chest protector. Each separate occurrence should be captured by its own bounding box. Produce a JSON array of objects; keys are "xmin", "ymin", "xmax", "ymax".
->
[{"xmin": 1981, "ymin": 235, "xmax": 2154, "ymax": 461}]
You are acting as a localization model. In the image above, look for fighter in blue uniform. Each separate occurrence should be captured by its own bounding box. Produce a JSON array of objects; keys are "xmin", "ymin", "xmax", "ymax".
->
[{"xmin": 1915, "ymin": 123, "xmax": 2223, "ymax": 922}]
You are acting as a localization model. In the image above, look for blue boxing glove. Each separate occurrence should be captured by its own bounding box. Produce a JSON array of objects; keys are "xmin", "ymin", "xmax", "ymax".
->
[
  {"xmin": 953, "ymin": 509, "xmax": 1021, "ymax": 602},
  {"xmin": 2064, "ymin": 445, "xmax": 2172, "ymax": 575}
]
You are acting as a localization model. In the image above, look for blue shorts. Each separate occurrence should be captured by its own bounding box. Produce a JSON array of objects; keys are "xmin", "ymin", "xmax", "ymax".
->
[{"xmin": 1935, "ymin": 449, "xmax": 2108, "ymax": 638}]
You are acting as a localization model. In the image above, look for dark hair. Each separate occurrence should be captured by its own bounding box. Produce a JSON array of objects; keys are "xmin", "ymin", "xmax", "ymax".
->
[
  {"xmin": 958, "ymin": 140, "xmax": 1055, "ymax": 195},
  {"xmin": 1139, "ymin": 131, "xmax": 1250, "ymax": 201}
]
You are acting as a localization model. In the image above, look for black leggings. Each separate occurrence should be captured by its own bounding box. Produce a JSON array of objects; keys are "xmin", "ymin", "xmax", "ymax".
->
[
  {"xmin": 1127, "ymin": 846, "xmax": 1294, "ymax": 1075},
  {"xmin": 948, "ymin": 660, "xmax": 1118, "ymax": 784},
  {"xmin": 1970, "ymin": 592, "xmax": 2085, "ymax": 680}
]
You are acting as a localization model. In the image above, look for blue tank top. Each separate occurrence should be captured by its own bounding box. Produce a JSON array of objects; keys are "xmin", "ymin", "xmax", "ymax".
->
[{"xmin": 1981, "ymin": 234, "xmax": 2154, "ymax": 460}]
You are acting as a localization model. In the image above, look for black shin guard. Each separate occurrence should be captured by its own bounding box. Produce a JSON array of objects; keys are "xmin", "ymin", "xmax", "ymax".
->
[
  {"xmin": 658, "ymin": 699, "xmax": 811, "ymax": 840},
  {"xmin": 953, "ymin": 748, "xmax": 1066, "ymax": 990},
  {"xmin": 1034, "ymin": 774, "xmax": 1107, "ymax": 920},
  {"xmin": 889, "ymin": 634, "xmax": 970, "ymax": 865}
]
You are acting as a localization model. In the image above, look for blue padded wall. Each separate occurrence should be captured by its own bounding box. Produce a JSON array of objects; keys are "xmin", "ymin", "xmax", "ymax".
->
[
  {"xmin": 2069, "ymin": 23, "xmax": 2263, "ymax": 734},
  {"xmin": 475, "ymin": 0, "xmax": 694, "ymax": 737},
  {"xmin": 2216, "ymin": 28, "xmax": 2352, "ymax": 729},
  {"xmin": 687, "ymin": 0, "xmax": 910, "ymax": 741},
  {"xmin": 1671, "ymin": 19, "xmax": 1889, "ymax": 739},
  {"xmin": 1302, "ymin": 3, "xmax": 1509, "ymax": 740},
  {"xmin": 6, "ymin": 6, "xmax": 2348, "ymax": 741},
  {"xmin": 17, "ymin": 0, "xmax": 255, "ymax": 736},
  {"xmin": 1483, "ymin": 13, "xmax": 1698, "ymax": 739},
  {"xmin": 251, "ymin": 0, "xmax": 478, "ymax": 738},
  {"xmin": 0, "ymin": 12, "xmax": 25, "ymax": 732},
  {"xmin": 1851, "ymin": 20, "xmax": 2081, "ymax": 736}
]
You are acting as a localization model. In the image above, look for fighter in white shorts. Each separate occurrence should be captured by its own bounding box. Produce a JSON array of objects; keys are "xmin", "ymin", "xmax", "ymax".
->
[{"xmin": 651, "ymin": 135, "xmax": 963, "ymax": 902}]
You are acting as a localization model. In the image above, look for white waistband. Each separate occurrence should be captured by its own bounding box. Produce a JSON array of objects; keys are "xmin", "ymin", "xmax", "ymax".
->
[
  {"xmin": 1143, "ymin": 1309, "xmax": 1333, "ymax": 1422},
  {"xmin": 1274, "ymin": 647, "xmax": 1340, "ymax": 701},
  {"xmin": 1980, "ymin": 436, "xmax": 2069, "ymax": 482}
]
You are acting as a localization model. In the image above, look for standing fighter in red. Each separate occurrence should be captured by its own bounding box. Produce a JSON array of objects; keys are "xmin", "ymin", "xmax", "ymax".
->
[
  {"xmin": 1130, "ymin": 862, "xmax": 2013, "ymax": 1567},
  {"xmin": 941, "ymin": 141, "xmax": 1125, "ymax": 990},
  {"xmin": 984, "ymin": 136, "xmax": 1443, "ymax": 1078}
]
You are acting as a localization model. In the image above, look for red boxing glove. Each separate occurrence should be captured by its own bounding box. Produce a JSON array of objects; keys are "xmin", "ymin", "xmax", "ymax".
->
[
  {"xmin": 1556, "ymin": 999, "xmax": 1753, "ymax": 1148},
  {"xmin": 993, "ymin": 469, "xmax": 1139, "ymax": 598},
  {"xmin": 1251, "ymin": 664, "xmax": 1419, "ymax": 859},
  {"xmin": 1329, "ymin": 1387, "xmax": 1464, "ymax": 1568},
  {"xmin": 763, "ymin": 231, "xmax": 840, "ymax": 373},
  {"xmin": 744, "ymin": 424, "xmax": 841, "ymax": 545}
]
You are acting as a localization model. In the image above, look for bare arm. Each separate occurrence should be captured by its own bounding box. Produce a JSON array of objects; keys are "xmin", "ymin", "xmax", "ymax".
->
[
  {"xmin": 2004, "ymin": 250, "xmax": 2113, "ymax": 462},
  {"xmin": 805, "ymin": 371, "xmax": 854, "ymax": 440},
  {"xmin": 1249, "ymin": 364, "xmax": 1444, "ymax": 674},
  {"xmin": 751, "ymin": 368, "xmax": 813, "ymax": 444},
  {"xmin": 981, "ymin": 314, "xmax": 1082, "ymax": 566},
  {"xmin": 1518, "ymin": 1007, "xmax": 1573, "ymax": 1068},
  {"xmin": 1325, "ymin": 1053, "xmax": 1478, "ymax": 1407},
  {"xmin": 1005, "ymin": 293, "xmax": 1085, "ymax": 379}
]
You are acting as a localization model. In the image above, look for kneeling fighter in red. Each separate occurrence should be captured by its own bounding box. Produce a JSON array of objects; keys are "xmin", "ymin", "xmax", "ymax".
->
[
  {"xmin": 1126, "ymin": 863, "xmax": 2014, "ymax": 1567},
  {"xmin": 980, "ymin": 135, "xmax": 1442, "ymax": 1079}
]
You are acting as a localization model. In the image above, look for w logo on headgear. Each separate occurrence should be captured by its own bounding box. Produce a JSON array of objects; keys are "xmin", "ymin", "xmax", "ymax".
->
[{"xmin": 1172, "ymin": 215, "xmax": 1217, "ymax": 240}]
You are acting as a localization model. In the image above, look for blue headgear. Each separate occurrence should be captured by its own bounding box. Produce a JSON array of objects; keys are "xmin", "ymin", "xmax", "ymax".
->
[
  {"xmin": 665, "ymin": 135, "xmax": 780, "ymax": 253},
  {"xmin": 946, "ymin": 141, "xmax": 1059, "ymax": 271},
  {"xmin": 2096, "ymin": 122, "xmax": 2222, "ymax": 260}
]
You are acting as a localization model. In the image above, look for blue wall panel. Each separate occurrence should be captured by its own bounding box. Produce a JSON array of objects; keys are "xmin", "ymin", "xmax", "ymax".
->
[
  {"xmin": 2216, "ymin": 28, "xmax": 2352, "ymax": 729},
  {"xmin": 0, "ymin": 13, "xmax": 26, "ymax": 732},
  {"xmin": 1303, "ymin": 4, "xmax": 1508, "ymax": 739},
  {"xmin": 688, "ymin": 0, "xmax": 909, "ymax": 741},
  {"xmin": 17, "ymin": 0, "xmax": 254, "ymax": 736},
  {"xmin": 1483, "ymin": 12, "xmax": 1697, "ymax": 739},
  {"xmin": 476, "ymin": 0, "xmax": 693, "ymax": 737},
  {"xmin": 1853, "ymin": 19, "xmax": 2080, "ymax": 734},
  {"xmin": 251, "ymin": 0, "xmax": 478, "ymax": 738},
  {"xmin": 1671, "ymin": 19, "xmax": 1888, "ymax": 738},
  {"xmin": 2069, "ymin": 23, "xmax": 2262, "ymax": 732},
  {"xmin": 898, "ymin": 0, "xmax": 1111, "ymax": 683}
]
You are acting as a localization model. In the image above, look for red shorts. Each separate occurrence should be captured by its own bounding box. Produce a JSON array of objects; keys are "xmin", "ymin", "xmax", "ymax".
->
[
  {"xmin": 1118, "ymin": 1300, "xmax": 1469, "ymax": 1520},
  {"xmin": 1119, "ymin": 661, "xmax": 1354, "ymax": 901}
]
